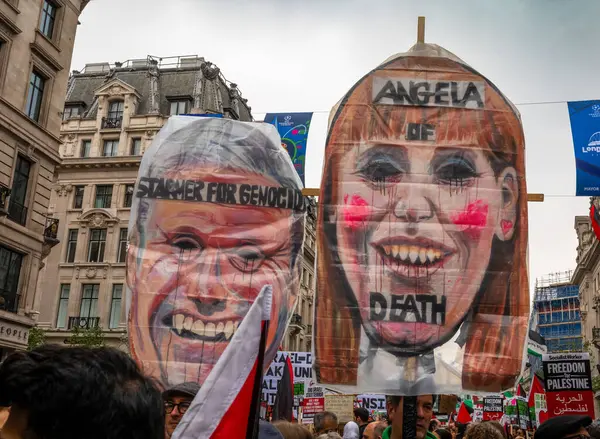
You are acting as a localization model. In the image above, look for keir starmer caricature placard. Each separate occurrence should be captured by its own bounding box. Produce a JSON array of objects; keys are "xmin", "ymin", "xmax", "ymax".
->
[
  {"xmin": 126, "ymin": 116, "xmax": 305, "ymax": 389},
  {"xmin": 314, "ymin": 43, "xmax": 529, "ymax": 395}
]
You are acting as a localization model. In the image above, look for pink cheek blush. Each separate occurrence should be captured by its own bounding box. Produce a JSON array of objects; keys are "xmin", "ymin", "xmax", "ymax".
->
[
  {"xmin": 450, "ymin": 200, "xmax": 489, "ymax": 240},
  {"xmin": 342, "ymin": 194, "xmax": 372, "ymax": 231}
]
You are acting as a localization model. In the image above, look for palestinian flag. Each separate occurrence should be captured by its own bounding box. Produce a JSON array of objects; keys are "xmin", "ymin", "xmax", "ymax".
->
[
  {"xmin": 456, "ymin": 402, "xmax": 473, "ymax": 424},
  {"xmin": 527, "ymin": 375, "xmax": 545, "ymax": 408},
  {"xmin": 171, "ymin": 286, "xmax": 273, "ymax": 439}
]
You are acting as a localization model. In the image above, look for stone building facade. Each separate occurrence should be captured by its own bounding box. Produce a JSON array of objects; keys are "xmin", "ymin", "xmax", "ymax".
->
[
  {"xmin": 0, "ymin": 0, "xmax": 87, "ymax": 357},
  {"xmin": 36, "ymin": 56, "xmax": 253, "ymax": 347},
  {"xmin": 572, "ymin": 201, "xmax": 600, "ymax": 414},
  {"xmin": 282, "ymin": 198, "xmax": 316, "ymax": 353}
]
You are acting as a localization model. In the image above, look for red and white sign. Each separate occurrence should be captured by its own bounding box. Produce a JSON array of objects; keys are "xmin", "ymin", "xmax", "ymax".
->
[
  {"xmin": 302, "ymin": 397, "xmax": 325, "ymax": 424},
  {"xmin": 543, "ymin": 353, "xmax": 595, "ymax": 419},
  {"xmin": 483, "ymin": 411, "xmax": 503, "ymax": 421},
  {"xmin": 546, "ymin": 391, "xmax": 595, "ymax": 419},
  {"xmin": 303, "ymin": 397, "xmax": 325, "ymax": 414}
]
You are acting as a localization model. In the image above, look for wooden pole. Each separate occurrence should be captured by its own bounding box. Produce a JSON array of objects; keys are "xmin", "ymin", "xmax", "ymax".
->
[
  {"xmin": 301, "ymin": 188, "xmax": 545, "ymax": 202},
  {"xmin": 417, "ymin": 16, "xmax": 426, "ymax": 43}
]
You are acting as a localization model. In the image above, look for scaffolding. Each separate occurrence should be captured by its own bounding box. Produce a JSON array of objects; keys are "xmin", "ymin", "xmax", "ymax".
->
[{"xmin": 533, "ymin": 272, "xmax": 582, "ymax": 353}]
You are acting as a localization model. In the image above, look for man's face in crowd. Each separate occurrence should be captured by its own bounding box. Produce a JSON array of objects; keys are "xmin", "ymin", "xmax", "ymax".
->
[
  {"xmin": 128, "ymin": 168, "xmax": 298, "ymax": 386},
  {"xmin": 388, "ymin": 395, "xmax": 433, "ymax": 439},
  {"xmin": 318, "ymin": 416, "xmax": 338, "ymax": 435},
  {"xmin": 363, "ymin": 422, "xmax": 383, "ymax": 439},
  {"xmin": 164, "ymin": 395, "xmax": 192, "ymax": 439}
]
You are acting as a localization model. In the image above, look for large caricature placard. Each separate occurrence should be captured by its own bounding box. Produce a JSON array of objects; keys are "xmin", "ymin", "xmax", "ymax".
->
[
  {"xmin": 314, "ymin": 43, "xmax": 529, "ymax": 394},
  {"xmin": 126, "ymin": 116, "xmax": 305, "ymax": 389}
]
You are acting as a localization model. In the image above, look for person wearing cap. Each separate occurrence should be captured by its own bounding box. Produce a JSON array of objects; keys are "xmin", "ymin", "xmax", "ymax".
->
[
  {"xmin": 534, "ymin": 415, "xmax": 592, "ymax": 439},
  {"xmin": 163, "ymin": 382, "xmax": 200, "ymax": 439}
]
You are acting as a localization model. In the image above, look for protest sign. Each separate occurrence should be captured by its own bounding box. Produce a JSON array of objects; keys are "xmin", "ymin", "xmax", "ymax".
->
[
  {"xmin": 325, "ymin": 395, "xmax": 355, "ymax": 423},
  {"xmin": 263, "ymin": 351, "xmax": 313, "ymax": 405},
  {"xmin": 126, "ymin": 117, "xmax": 305, "ymax": 389},
  {"xmin": 356, "ymin": 394, "xmax": 387, "ymax": 415},
  {"xmin": 483, "ymin": 396, "xmax": 504, "ymax": 421},
  {"xmin": 543, "ymin": 352, "xmax": 594, "ymax": 419},
  {"xmin": 314, "ymin": 41, "xmax": 529, "ymax": 395},
  {"xmin": 302, "ymin": 396, "xmax": 325, "ymax": 424}
]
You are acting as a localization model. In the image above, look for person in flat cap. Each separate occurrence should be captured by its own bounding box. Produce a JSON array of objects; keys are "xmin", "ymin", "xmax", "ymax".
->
[
  {"xmin": 162, "ymin": 383, "xmax": 200, "ymax": 439},
  {"xmin": 535, "ymin": 415, "xmax": 592, "ymax": 439}
]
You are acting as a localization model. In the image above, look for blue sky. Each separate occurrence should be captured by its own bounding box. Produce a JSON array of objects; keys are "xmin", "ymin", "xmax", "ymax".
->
[{"xmin": 72, "ymin": 0, "xmax": 600, "ymax": 294}]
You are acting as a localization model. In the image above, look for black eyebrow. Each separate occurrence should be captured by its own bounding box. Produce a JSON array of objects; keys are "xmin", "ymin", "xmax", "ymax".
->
[
  {"xmin": 429, "ymin": 148, "xmax": 478, "ymax": 173},
  {"xmin": 356, "ymin": 144, "xmax": 408, "ymax": 170}
]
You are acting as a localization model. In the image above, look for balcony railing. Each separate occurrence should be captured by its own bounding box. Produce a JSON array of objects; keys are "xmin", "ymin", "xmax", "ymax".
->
[
  {"xmin": 291, "ymin": 313, "xmax": 302, "ymax": 325},
  {"xmin": 0, "ymin": 184, "xmax": 10, "ymax": 213},
  {"xmin": 0, "ymin": 291, "xmax": 20, "ymax": 313},
  {"xmin": 44, "ymin": 217, "xmax": 59, "ymax": 242},
  {"xmin": 68, "ymin": 316, "xmax": 100, "ymax": 330},
  {"xmin": 7, "ymin": 200, "xmax": 27, "ymax": 226},
  {"xmin": 102, "ymin": 116, "xmax": 122, "ymax": 129}
]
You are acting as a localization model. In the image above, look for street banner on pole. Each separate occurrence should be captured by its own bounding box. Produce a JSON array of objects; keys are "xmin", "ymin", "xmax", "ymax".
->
[
  {"xmin": 264, "ymin": 113, "xmax": 313, "ymax": 185},
  {"xmin": 315, "ymin": 41, "xmax": 529, "ymax": 395},
  {"xmin": 126, "ymin": 116, "xmax": 305, "ymax": 390},
  {"xmin": 568, "ymin": 100, "xmax": 600, "ymax": 195},
  {"xmin": 543, "ymin": 352, "xmax": 594, "ymax": 419}
]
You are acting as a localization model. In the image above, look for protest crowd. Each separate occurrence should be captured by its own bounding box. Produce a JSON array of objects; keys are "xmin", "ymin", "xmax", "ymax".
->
[{"xmin": 0, "ymin": 5, "xmax": 599, "ymax": 439}]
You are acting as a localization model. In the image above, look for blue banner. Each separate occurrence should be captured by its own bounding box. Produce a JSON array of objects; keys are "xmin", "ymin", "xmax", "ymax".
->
[
  {"xmin": 568, "ymin": 100, "xmax": 600, "ymax": 195},
  {"xmin": 264, "ymin": 113, "xmax": 313, "ymax": 185}
]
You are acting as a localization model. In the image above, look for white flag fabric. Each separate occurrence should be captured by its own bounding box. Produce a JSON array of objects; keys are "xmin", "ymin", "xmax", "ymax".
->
[{"xmin": 172, "ymin": 285, "xmax": 273, "ymax": 439}]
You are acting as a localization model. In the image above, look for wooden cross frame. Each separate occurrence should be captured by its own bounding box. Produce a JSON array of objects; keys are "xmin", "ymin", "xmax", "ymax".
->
[
  {"xmin": 301, "ymin": 17, "xmax": 544, "ymax": 203},
  {"xmin": 301, "ymin": 188, "xmax": 544, "ymax": 202}
]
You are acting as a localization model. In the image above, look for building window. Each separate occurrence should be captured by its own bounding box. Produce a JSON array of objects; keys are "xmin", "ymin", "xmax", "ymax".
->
[
  {"xmin": 0, "ymin": 245, "xmax": 23, "ymax": 313},
  {"xmin": 170, "ymin": 100, "xmax": 188, "ymax": 116},
  {"xmin": 123, "ymin": 184, "xmax": 134, "ymax": 208},
  {"xmin": 65, "ymin": 229, "xmax": 78, "ymax": 263},
  {"xmin": 63, "ymin": 106, "xmax": 80, "ymax": 120},
  {"xmin": 109, "ymin": 284, "xmax": 123, "ymax": 329},
  {"xmin": 102, "ymin": 140, "xmax": 119, "ymax": 157},
  {"xmin": 73, "ymin": 185, "xmax": 84, "ymax": 209},
  {"xmin": 39, "ymin": 0, "xmax": 58, "ymax": 39},
  {"xmin": 87, "ymin": 229, "xmax": 106, "ymax": 262},
  {"xmin": 8, "ymin": 156, "xmax": 31, "ymax": 226},
  {"xmin": 130, "ymin": 138, "xmax": 142, "ymax": 155},
  {"xmin": 56, "ymin": 284, "xmax": 70, "ymax": 329},
  {"xmin": 94, "ymin": 185, "xmax": 113, "ymax": 208},
  {"xmin": 117, "ymin": 228, "xmax": 127, "ymax": 263},
  {"xmin": 80, "ymin": 284, "xmax": 99, "ymax": 318},
  {"xmin": 103, "ymin": 101, "xmax": 124, "ymax": 129},
  {"xmin": 80, "ymin": 140, "xmax": 91, "ymax": 157},
  {"xmin": 25, "ymin": 71, "xmax": 46, "ymax": 122}
]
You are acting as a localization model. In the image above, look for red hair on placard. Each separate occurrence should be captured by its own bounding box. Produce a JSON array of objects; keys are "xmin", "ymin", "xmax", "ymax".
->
[{"xmin": 315, "ymin": 50, "xmax": 529, "ymax": 392}]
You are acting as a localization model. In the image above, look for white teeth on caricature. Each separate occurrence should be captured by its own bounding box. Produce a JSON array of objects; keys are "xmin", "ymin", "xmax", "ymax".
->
[
  {"xmin": 380, "ymin": 244, "xmax": 446, "ymax": 265},
  {"xmin": 170, "ymin": 314, "xmax": 238, "ymax": 340},
  {"xmin": 205, "ymin": 322, "xmax": 216, "ymax": 338},
  {"xmin": 175, "ymin": 314, "xmax": 185, "ymax": 332},
  {"xmin": 225, "ymin": 321, "xmax": 234, "ymax": 339}
]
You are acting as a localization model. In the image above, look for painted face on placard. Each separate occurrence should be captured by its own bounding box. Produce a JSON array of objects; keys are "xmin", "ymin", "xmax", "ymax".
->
[
  {"xmin": 128, "ymin": 142, "xmax": 303, "ymax": 387},
  {"xmin": 333, "ymin": 113, "xmax": 518, "ymax": 353}
]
